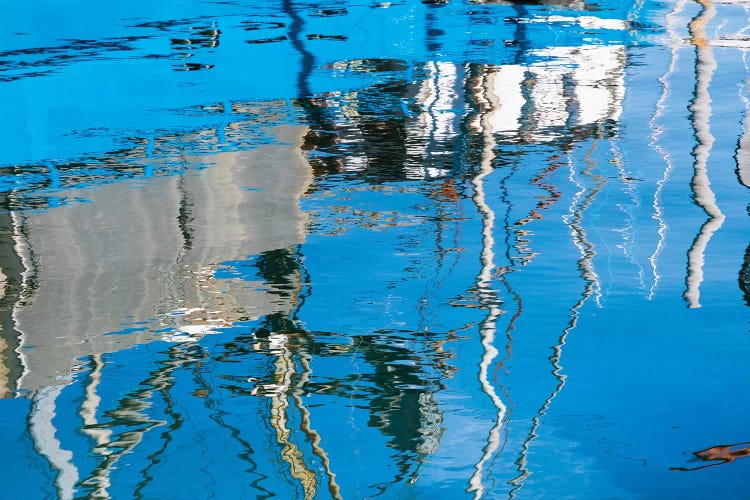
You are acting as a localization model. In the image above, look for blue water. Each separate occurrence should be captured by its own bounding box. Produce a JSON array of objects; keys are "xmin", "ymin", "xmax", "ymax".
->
[{"xmin": 1, "ymin": 0, "xmax": 749, "ymax": 498}]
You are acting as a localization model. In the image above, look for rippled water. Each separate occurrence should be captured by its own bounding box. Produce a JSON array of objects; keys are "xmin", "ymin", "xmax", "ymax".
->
[{"xmin": 1, "ymin": 0, "xmax": 749, "ymax": 498}]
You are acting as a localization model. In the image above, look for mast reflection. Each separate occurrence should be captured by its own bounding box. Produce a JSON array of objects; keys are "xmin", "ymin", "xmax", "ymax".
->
[
  {"xmin": 683, "ymin": 0, "xmax": 725, "ymax": 308},
  {"xmin": 467, "ymin": 64, "xmax": 507, "ymax": 499}
]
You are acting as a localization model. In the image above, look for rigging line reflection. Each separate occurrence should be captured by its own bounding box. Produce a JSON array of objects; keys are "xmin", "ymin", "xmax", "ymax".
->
[
  {"xmin": 293, "ymin": 348, "xmax": 343, "ymax": 500},
  {"xmin": 179, "ymin": 346, "xmax": 274, "ymax": 500},
  {"xmin": 480, "ymin": 63, "xmax": 533, "ymax": 443},
  {"xmin": 649, "ymin": 0, "xmax": 688, "ymax": 300},
  {"xmin": 510, "ymin": 137, "xmax": 606, "ymax": 497},
  {"xmin": 416, "ymin": 65, "xmax": 472, "ymax": 339},
  {"xmin": 252, "ymin": 250, "xmax": 319, "ymax": 499},
  {"xmin": 417, "ymin": 149, "xmax": 458, "ymax": 334},
  {"xmin": 31, "ymin": 346, "xmax": 183, "ymax": 500},
  {"xmin": 506, "ymin": 151, "xmax": 568, "ymax": 496},
  {"xmin": 684, "ymin": 0, "xmax": 724, "ymax": 308},
  {"xmin": 508, "ymin": 154, "xmax": 563, "ymax": 266},
  {"xmin": 467, "ymin": 66, "xmax": 507, "ymax": 500},
  {"xmin": 567, "ymin": 140, "xmax": 605, "ymax": 307},
  {"xmin": 78, "ymin": 346, "xmax": 186, "ymax": 498},
  {"xmin": 285, "ymin": 253, "xmax": 343, "ymax": 500},
  {"xmin": 610, "ymin": 140, "xmax": 645, "ymax": 292},
  {"xmin": 258, "ymin": 329, "xmax": 317, "ymax": 497}
]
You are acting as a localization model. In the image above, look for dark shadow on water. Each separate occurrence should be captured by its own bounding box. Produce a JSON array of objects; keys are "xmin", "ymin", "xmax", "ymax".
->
[
  {"xmin": 739, "ymin": 243, "xmax": 750, "ymax": 308},
  {"xmin": 672, "ymin": 442, "xmax": 750, "ymax": 472},
  {"xmin": 282, "ymin": 0, "xmax": 314, "ymax": 99}
]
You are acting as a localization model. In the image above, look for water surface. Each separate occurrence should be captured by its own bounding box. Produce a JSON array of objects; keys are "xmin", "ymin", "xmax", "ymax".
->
[{"xmin": 1, "ymin": 0, "xmax": 749, "ymax": 498}]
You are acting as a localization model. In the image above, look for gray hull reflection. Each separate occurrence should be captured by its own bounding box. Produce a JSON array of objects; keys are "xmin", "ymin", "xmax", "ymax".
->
[{"xmin": 11, "ymin": 126, "xmax": 311, "ymax": 392}]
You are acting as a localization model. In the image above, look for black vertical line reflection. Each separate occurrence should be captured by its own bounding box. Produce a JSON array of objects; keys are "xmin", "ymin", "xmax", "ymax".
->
[
  {"xmin": 512, "ymin": 4, "xmax": 532, "ymax": 64},
  {"xmin": 739, "ymin": 243, "xmax": 750, "ymax": 308},
  {"xmin": 282, "ymin": 0, "xmax": 314, "ymax": 99},
  {"xmin": 181, "ymin": 345, "xmax": 275, "ymax": 500}
]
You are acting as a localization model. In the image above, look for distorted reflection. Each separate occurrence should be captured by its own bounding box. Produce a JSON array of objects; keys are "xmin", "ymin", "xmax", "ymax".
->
[{"xmin": 1, "ymin": 0, "xmax": 749, "ymax": 498}]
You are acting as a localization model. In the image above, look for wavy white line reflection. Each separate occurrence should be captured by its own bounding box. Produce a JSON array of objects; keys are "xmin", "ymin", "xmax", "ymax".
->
[
  {"xmin": 684, "ymin": 0, "xmax": 725, "ymax": 308},
  {"xmin": 649, "ymin": 0, "xmax": 688, "ymax": 299},
  {"xmin": 467, "ymin": 69, "xmax": 507, "ymax": 500},
  {"xmin": 30, "ymin": 385, "xmax": 79, "ymax": 500}
]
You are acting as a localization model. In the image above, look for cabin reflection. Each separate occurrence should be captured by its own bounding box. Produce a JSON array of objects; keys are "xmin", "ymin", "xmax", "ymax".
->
[{"xmin": 297, "ymin": 45, "xmax": 623, "ymax": 185}]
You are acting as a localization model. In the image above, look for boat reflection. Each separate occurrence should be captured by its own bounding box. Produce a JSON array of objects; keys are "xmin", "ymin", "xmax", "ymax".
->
[
  {"xmin": 7, "ymin": 125, "xmax": 312, "ymax": 392},
  {"xmin": 2, "ymin": 0, "xmax": 750, "ymax": 497},
  {"xmin": 10, "ymin": 125, "xmax": 313, "ymax": 498},
  {"xmin": 4, "ymin": 13, "xmax": 634, "ymax": 500}
]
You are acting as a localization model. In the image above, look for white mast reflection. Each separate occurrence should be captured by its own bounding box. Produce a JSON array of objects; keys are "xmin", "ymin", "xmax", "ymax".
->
[
  {"xmin": 684, "ymin": 0, "xmax": 725, "ymax": 308},
  {"xmin": 467, "ymin": 66, "xmax": 507, "ymax": 500},
  {"xmin": 260, "ymin": 332, "xmax": 318, "ymax": 499},
  {"xmin": 29, "ymin": 385, "xmax": 79, "ymax": 500},
  {"xmin": 737, "ymin": 78, "xmax": 750, "ymax": 189}
]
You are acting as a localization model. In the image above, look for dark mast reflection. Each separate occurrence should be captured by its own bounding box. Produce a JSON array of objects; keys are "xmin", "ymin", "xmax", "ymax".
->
[
  {"xmin": 274, "ymin": 2, "xmax": 452, "ymax": 491},
  {"xmin": 736, "ymin": 78, "xmax": 750, "ymax": 308}
]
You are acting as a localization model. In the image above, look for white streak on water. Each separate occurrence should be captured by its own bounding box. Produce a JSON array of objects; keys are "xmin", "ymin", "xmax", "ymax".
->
[
  {"xmin": 684, "ymin": 0, "xmax": 725, "ymax": 308},
  {"xmin": 467, "ymin": 70, "xmax": 506, "ymax": 500},
  {"xmin": 30, "ymin": 385, "xmax": 79, "ymax": 500}
]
